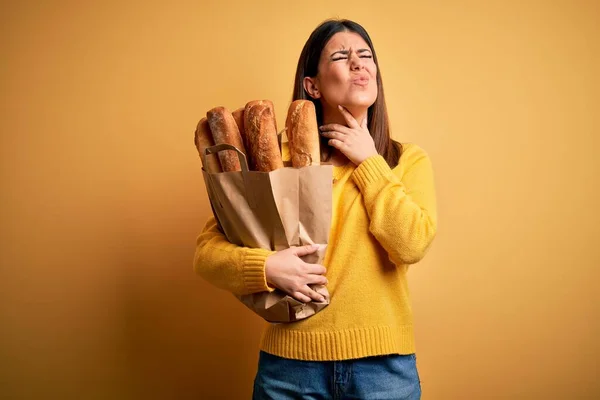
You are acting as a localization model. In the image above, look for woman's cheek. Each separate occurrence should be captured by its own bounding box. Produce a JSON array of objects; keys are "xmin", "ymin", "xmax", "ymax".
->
[{"xmin": 324, "ymin": 81, "xmax": 346, "ymax": 103}]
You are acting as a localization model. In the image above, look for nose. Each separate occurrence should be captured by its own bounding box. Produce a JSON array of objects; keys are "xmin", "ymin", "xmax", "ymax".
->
[{"xmin": 349, "ymin": 52, "xmax": 365, "ymax": 70}]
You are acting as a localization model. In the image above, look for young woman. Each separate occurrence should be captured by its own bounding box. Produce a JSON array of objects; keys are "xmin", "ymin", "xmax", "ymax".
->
[{"xmin": 195, "ymin": 19, "xmax": 437, "ymax": 399}]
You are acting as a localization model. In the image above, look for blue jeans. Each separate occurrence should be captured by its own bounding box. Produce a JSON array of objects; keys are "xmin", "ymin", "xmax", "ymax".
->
[{"xmin": 253, "ymin": 351, "xmax": 421, "ymax": 400}]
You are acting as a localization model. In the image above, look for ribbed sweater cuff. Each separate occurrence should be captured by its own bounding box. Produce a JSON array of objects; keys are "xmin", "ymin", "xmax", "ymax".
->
[
  {"xmin": 352, "ymin": 155, "xmax": 393, "ymax": 192},
  {"xmin": 243, "ymin": 248, "xmax": 276, "ymax": 293}
]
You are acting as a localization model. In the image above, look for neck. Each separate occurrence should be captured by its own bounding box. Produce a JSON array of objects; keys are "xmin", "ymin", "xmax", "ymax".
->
[
  {"xmin": 322, "ymin": 105, "xmax": 368, "ymax": 166},
  {"xmin": 322, "ymin": 105, "xmax": 368, "ymax": 127}
]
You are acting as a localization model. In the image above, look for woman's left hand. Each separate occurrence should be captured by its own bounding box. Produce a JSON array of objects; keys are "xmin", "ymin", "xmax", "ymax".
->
[{"xmin": 319, "ymin": 105, "xmax": 378, "ymax": 165}]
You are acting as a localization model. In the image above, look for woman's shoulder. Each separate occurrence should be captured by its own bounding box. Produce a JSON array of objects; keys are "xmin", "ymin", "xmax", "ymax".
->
[{"xmin": 392, "ymin": 141, "xmax": 433, "ymax": 175}]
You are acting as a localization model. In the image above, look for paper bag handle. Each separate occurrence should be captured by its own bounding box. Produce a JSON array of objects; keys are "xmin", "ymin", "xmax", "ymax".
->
[
  {"xmin": 203, "ymin": 126, "xmax": 287, "ymax": 173},
  {"xmin": 202, "ymin": 143, "xmax": 249, "ymax": 173},
  {"xmin": 202, "ymin": 143, "xmax": 260, "ymax": 209}
]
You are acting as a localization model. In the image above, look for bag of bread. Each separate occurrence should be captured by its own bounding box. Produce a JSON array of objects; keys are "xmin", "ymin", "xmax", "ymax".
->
[{"xmin": 196, "ymin": 101, "xmax": 333, "ymax": 323}]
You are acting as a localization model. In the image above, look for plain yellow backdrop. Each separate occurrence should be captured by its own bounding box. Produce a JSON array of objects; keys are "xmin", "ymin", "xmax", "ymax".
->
[{"xmin": 1, "ymin": 0, "xmax": 599, "ymax": 398}]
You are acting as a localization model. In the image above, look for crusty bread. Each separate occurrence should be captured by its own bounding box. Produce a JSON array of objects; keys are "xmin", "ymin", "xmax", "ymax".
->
[
  {"xmin": 231, "ymin": 107, "xmax": 249, "ymax": 165},
  {"xmin": 194, "ymin": 117, "xmax": 222, "ymax": 173},
  {"xmin": 244, "ymin": 104, "xmax": 283, "ymax": 172},
  {"xmin": 232, "ymin": 107, "xmax": 245, "ymax": 139},
  {"xmin": 285, "ymin": 100, "xmax": 320, "ymax": 167},
  {"xmin": 206, "ymin": 107, "xmax": 247, "ymax": 172},
  {"xmin": 245, "ymin": 100, "xmax": 278, "ymax": 133}
]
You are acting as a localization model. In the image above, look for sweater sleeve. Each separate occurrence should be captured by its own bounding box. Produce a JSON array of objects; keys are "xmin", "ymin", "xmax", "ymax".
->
[
  {"xmin": 351, "ymin": 145, "xmax": 437, "ymax": 265},
  {"xmin": 193, "ymin": 216, "xmax": 276, "ymax": 295}
]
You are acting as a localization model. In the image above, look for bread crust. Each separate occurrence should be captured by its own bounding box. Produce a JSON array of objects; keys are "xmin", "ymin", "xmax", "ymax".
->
[
  {"xmin": 244, "ymin": 104, "xmax": 283, "ymax": 172},
  {"xmin": 206, "ymin": 106, "xmax": 246, "ymax": 171},
  {"xmin": 285, "ymin": 100, "xmax": 320, "ymax": 167},
  {"xmin": 194, "ymin": 117, "xmax": 222, "ymax": 173}
]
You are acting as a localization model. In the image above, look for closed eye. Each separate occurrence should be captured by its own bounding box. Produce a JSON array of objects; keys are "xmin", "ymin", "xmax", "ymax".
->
[{"xmin": 332, "ymin": 55, "xmax": 371, "ymax": 61}]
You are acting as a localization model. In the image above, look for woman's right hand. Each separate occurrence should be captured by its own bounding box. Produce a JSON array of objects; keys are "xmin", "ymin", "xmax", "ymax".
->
[{"xmin": 265, "ymin": 244, "xmax": 328, "ymax": 303}]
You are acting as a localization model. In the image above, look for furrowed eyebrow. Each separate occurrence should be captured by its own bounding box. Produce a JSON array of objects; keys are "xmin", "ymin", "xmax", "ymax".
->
[
  {"xmin": 330, "ymin": 50, "xmax": 349, "ymax": 58},
  {"xmin": 330, "ymin": 48, "xmax": 372, "ymax": 58}
]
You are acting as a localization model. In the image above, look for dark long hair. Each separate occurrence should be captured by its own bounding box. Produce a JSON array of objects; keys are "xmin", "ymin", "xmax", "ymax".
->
[{"xmin": 292, "ymin": 19, "xmax": 401, "ymax": 167}]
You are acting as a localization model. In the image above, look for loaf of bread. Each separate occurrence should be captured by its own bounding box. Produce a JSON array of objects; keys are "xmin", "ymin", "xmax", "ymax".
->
[
  {"xmin": 285, "ymin": 100, "xmax": 321, "ymax": 167},
  {"xmin": 194, "ymin": 117, "xmax": 222, "ymax": 173},
  {"xmin": 244, "ymin": 104, "xmax": 283, "ymax": 172},
  {"xmin": 206, "ymin": 107, "xmax": 247, "ymax": 172},
  {"xmin": 245, "ymin": 100, "xmax": 278, "ymax": 133},
  {"xmin": 232, "ymin": 107, "xmax": 245, "ymax": 138},
  {"xmin": 231, "ymin": 107, "xmax": 250, "ymax": 165}
]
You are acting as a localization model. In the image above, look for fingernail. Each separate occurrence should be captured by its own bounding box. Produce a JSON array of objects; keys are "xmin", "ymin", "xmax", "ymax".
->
[{"xmin": 312, "ymin": 244, "xmax": 319, "ymax": 249}]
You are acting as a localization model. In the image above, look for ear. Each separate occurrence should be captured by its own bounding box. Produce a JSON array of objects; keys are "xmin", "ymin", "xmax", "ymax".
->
[{"xmin": 303, "ymin": 77, "xmax": 321, "ymax": 99}]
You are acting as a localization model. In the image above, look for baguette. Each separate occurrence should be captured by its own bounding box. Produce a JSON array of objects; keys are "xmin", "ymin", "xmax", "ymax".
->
[
  {"xmin": 232, "ymin": 107, "xmax": 245, "ymax": 138},
  {"xmin": 206, "ymin": 106, "xmax": 247, "ymax": 172},
  {"xmin": 285, "ymin": 100, "xmax": 321, "ymax": 167},
  {"xmin": 244, "ymin": 104, "xmax": 283, "ymax": 172},
  {"xmin": 231, "ymin": 107, "xmax": 249, "ymax": 165},
  {"xmin": 194, "ymin": 117, "xmax": 222, "ymax": 173},
  {"xmin": 245, "ymin": 100, "xmax": 278, "ymax": 132}
]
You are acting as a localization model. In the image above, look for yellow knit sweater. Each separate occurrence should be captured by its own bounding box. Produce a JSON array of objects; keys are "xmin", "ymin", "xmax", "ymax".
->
[{"xmin": 194, "ymin": 142, "xmax": 437, "ymax": 361}]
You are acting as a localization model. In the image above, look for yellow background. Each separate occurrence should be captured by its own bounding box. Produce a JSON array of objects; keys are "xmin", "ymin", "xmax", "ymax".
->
[{"xmin": 1, "ymin": 0, "xmax": 598, "ymax": 398}]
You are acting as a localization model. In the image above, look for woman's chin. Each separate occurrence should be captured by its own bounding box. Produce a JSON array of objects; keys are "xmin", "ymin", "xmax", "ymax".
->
[
  {"xmin": 323, "ymin": 95, "xmax": 376, "ymax": 117},
  {"xmin": 342, "ymin": 94, "xmax": 377, "ymax": 110},
  {"xmin": 341, "ymin": 99, "xmax": 376, "ymax": 115}
]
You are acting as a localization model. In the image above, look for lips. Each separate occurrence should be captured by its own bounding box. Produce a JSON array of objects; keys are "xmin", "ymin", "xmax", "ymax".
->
[{"xmin": 351, "ymin": 75, "xmax": 370, "ymax": 86}]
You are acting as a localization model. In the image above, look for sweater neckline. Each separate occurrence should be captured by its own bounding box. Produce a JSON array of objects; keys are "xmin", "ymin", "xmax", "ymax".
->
[{"xmin": 332, "ymin": 161, "xmax": 353, "ymax": 183}]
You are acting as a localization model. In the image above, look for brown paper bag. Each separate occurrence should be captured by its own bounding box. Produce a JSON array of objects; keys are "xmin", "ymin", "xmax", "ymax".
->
[{"xmin": 200, "ymin": 143, "xmax": 333, "ymax": 323}]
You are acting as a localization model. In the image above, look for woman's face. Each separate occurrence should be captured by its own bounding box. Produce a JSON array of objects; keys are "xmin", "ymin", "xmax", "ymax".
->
[{"xmin": 309, "ymin": 31, "xmax": 378, "ymax": 114}]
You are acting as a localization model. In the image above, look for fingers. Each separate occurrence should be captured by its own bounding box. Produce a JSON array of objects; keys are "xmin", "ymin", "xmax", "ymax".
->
[
  {"xmin": 306, "ymin": 263, "xmax": 326, "ymax": 275},
  {"xmin": 320, "ymin": 131, "xmax": 342, "ymax": 145},
  {"xmin": 295, "ymin": 286, "xmax": 326, "ymax": 303},
  {"xmin": 308, "ymin": 274, "xmax": 328, "ymax": 286},
  {"xmin": 292, "ymin": 291, "xmax": 312, "ymax": 303},
  {"xmin": 292, "ymin": 244, "xmax": 320, "ymax": 257},
  {"xmin": 320, "ymin": 128, "xmax": 350, "ymax": 151},
  {"xmin": 327, "ymin": 138, "xmax": 348, "ymax": 151},
  {"xmin": 319, "ymin": 124, "xmax": 353, "ymax": 136},
  {"xmin": 337, "ymin": 105, "xmax": 360, "ymax": 128},
  {"xmin": 290, "ymin": 265, "xmax": 328, "ymax": 303},
  {"xmin": 319, "ymin": 129, "xmax": 347, "ymax": 145}
]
